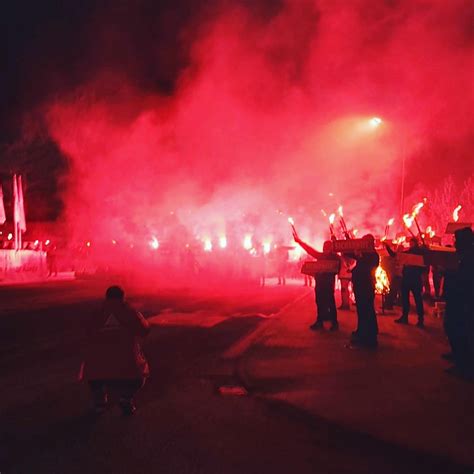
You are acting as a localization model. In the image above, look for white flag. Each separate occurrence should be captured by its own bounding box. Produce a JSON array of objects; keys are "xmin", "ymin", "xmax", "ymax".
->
[
  {"xmin": 17, "ymin": 175, "xmax": 26, "ymax": 232},
  {"xmin": 0, "ymin": 185, "xmax": 5, "ymax": 225},
  {"xmin": 13, "ymin": 174, "xmax": 19, "ymax": 228}
]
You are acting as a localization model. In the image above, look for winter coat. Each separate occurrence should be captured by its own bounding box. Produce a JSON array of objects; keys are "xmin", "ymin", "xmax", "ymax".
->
[{"xmin": 79, "ymin": 299, "xmax": 151, "ymax": 381}]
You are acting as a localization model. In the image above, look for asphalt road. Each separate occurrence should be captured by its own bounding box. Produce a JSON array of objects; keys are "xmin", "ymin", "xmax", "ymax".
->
[{"xmin": 0, "ymin": 280, "xmax": 469, "ymax": 474}]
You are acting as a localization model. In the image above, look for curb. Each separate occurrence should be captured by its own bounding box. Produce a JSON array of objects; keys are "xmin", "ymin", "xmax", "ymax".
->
[{"xmin": 222, "ymin": 289, "xmax": 312, "ymax": 359}]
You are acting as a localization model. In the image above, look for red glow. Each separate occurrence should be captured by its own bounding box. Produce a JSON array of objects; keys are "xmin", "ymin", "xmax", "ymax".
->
[
  {"xmin": 35, "ymin": 1, "xmax": 472, "ymax": 288},
  {"xmin": 453, "ymin": 204, "xmax": 462, "ymax": 222}
]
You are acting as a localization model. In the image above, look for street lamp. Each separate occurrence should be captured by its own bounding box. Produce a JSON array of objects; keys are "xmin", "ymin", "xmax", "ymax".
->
[{"xmin": 369, "ymin": 117, "xmax": 382, "ymax": 128}]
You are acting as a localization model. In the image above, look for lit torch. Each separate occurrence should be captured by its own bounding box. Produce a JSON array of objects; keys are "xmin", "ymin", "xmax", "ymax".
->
[
  {"xmin": 337, "ymin": 205, "xmax": 350, "ymax": 238},
  {"xmin": 375, "ymin": 261, "xmax": 390, "ymax": 296},
  {"xmin": 411, "ymin": 201, "xmax": 425, "ymax": 244},
  {"xmin": 204, "ymin": 238, "xmax": 213, "ymax": 252},
  {"xmin": 149, "ymin": 236, "xmax": 159, "ymax": 250},
  {"xmin": 453, "ymin": 204, "xmax": 462, "ymax": 222},
  {"xmin": 288, "ymin": 216, "xmax": 296, "ymax": 234},
  {"xmin": 384, "ymin": 217, "xmax": 395, "ymax": 240},
  {"xmin": 243, "ymin": 234, "xmax": 252, "ymax": 250},
  {"xmin": 219, "ymin": 236, "xmax": 227, "ymax": 249},
  {"xmin": 329, "ymin": 213, "xmax": 336, "ymax": 239},
  {"xmin": 403, "ymin": 213, "xmax": 417, "ymax": 238}
]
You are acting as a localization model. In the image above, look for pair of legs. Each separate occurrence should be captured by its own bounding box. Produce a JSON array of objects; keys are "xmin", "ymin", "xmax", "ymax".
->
[
  {"xmin": 89, "ymin": 378, "xmax": 145, "ymax": 414},
  {"xmin": 396, "ymin": 279, "xmax": 424, "ymax": 325},
  {"xmin": 312, "ymin": 285, "xmax": 338, "ymax": 330},
  {"xmin": 352, "ymin": 288, "xmax": 378, "ymax": 347},
  {"xmin": 339, "ymin": 279, "xmax": 351, "ymax": 310},
  {"xmin": 444, "ymin": 304, "xmax": 474, "ymax": 375}
]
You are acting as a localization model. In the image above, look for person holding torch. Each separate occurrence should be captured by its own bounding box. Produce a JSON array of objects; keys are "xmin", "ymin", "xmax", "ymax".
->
[{"xmin": 292, "ymin": 228, "xmax": 340, "ymax": 331}]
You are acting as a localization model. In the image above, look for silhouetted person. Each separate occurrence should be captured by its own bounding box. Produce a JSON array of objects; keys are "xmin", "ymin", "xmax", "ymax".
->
[
  {"xmin": 293, "ymin": 230, "xmax": 340, "ymax": 331},
  {"xmin": 344, "ymin": 235, "xmax": 379, "ymax": 348},
  {"xmin": 299, "ymin": 255, "xmax": 313, "ymax": 287},
  {"xmin": 79, "ymin": 286, "xmax": 151, "ymax": 415},
  {"xmin": 444, "ymin": 227, "xmax": 474, "ymax": 378},
  {"xmin": 390, "ymin": 237, "xmax": 426, "ymax": 327},
  {"xmin": 46, "ymin": 245, "xmax": 58, "ymax": 277},
  {"xmin": 432, "ymin": 264, "xmax": 443, "ymax": 299},
  {"xmin": 275, "ymin": 244, "xmax": 289, "ymax": 285},
  {"xmin": 338, "ymin": 256, "xmax": 353, "ymax": 310}
]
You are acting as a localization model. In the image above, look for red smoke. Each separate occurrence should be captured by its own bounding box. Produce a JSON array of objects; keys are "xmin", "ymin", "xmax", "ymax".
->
[{"xmin": 44, "ymin": 0, "xmax": 473, "ymax": 275}]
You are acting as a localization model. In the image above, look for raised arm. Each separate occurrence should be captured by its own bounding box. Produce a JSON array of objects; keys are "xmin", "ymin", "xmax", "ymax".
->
[
  {"xmin": 293, "ymin": 229, "xmax": 323, "ymax": 259},
  {"xmin": 383, "ymin": 241, "xmax": 396, "ymax": 258}
]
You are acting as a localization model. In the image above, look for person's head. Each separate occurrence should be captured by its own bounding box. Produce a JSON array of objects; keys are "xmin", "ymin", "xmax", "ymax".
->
[
  {"xmin": 409, "ymin": 237, "xmax": 419, "ymax": 249},
  {"xmin": 105, "ymin": 285, "xmax": 125, "ymax": 301},
  {"xmin": 362, "ymin": 234, "xmax": 375, "ymax": 249},
  {"xmin": 322, "ymin": 241, "xmax": 333, "ymax": 253},
  {"xmin": 454, "ymin": 227, "xmax": 473, "ymax": 253}
]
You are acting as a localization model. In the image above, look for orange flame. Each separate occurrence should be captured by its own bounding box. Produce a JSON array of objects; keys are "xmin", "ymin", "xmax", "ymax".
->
[
  {"xmin": 375, "ymin": 260, "xmax": 390, "ymax": 295},
  {"xmin": 243, "ymin": 234, "xmax": 252, "ymax": 250},
  {"xmin": 337, "ymin": 205, "xmax": 343, "ymax": 217},
  {"xmin": 288, "ymin": 217, "xmax": 295, "ymax": 226},
  {"xmin": 453, "ymin": 204, "xmax": 462, "ymax": 222},
  {"xmin": 329, "ymin": 213, "xmax": 336, "ymax": 224},
  {"xmin": 219, "ymin": 236, "xmax": 227, "ymax": 249},
  {"xmin": 149, "ymin": 236, "xmax": 159, "ymax": 249},
  {"xmin": 411, "ymin": 202, "xmax": 424, "ymax": 217},
  {"xmin": 403, "ymin": 213, "xmax": 414, "ymax": 228}
]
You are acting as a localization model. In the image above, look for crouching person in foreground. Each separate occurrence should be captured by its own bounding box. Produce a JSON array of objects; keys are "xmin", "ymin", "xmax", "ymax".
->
[{"xmin": 79, "ymin": 286, "xmax": 151, "ymax": 415}]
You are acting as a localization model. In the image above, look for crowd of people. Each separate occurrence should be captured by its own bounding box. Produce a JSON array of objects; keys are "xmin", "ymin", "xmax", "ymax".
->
[
  {"xmin": 292, "ymin": 227, "xmax": 474, "ymax": 377},
  {"xmin": 79, "ymin": 226, "xmax": 472, "ymax": 416}
]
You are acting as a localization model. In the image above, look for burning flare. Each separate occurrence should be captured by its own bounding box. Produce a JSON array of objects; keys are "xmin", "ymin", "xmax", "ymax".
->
[
  {"xmin": 329, "ymin": 213, "xmax": 336, "ymax": 225},
  {"xmin": 403, "ymin": 213, "xmax": 414, "ymax": 228},
  {"xmin": 411, "ymin": 202, "xmax": 424, "ymax": 217},
  {"xmin": 453, "ymin": 204, "xmax": 462, "ymax": 222},
  {"xmin": 387, "ymin": 218, "xmax": 395, "ymax": 226},
  {"xmin": 219, "ymin": 236, "xmax": 227, "ymax": 249},
  {"xmin": 149, "ymin": 236, "xmax": 159, "ymax": 250},
  {"xmin": 288, "ymin": 217, "xmax": 295, "ymax": 226},
  {"xmin": 375, "ymin": 260, "xmax": 390, "ymax": 295},
  {"xmin": 243, "ymin": 234, "xmax": 252, "ymax": 250}
]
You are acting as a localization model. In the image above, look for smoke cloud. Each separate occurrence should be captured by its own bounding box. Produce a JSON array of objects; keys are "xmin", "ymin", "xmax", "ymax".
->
[{"xmin": 41, "ymin": 0, "xmax": 473, "ymax": 275}]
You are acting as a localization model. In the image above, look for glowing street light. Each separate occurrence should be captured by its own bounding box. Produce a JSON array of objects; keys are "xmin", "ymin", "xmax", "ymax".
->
[{"xmin": 369, "ymin": 117, "xmax": 382, "ymax": 128}]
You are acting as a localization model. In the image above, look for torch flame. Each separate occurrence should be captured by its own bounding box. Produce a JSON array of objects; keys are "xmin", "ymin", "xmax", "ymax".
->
[
  {"xmin": 288, "ymin": 217, "xmax": 295, "ymax": 226},
  {"xmin": 219, "ymin": 236, "xmax": 227, "ymax": 249},
  {"xmin": 243, "ymin": 234, "xmax": 252, "ymax": 250},
  {"xmin": 329, "ymin": 213, "xmax": 336, "ymax": 224},
  {"xmin": 375, "ymin": 261, "xmax": 390, "ymax": 295},
  {"xmin": 387, "ymin": 218, "xmax": 395, "ymax": 226},
  {"xmin": 337, "ymin": 205, "xmax": 343, "ymax": 217},
  {"xmin": 453, "ymin": 204, "xmax": 462, "ymax": 222},
  {"xmin": 149, "ymin": 236, "xmax": 159, "ymax": 250},
  {"xmin": 411, "ymin": 202, "xmax": 424, "ymax": 217},
  {"xmin": 204, "ymin": 239, "xmax": 213, "ymax": 252},
  {"xmin": 320, "ymin": 209, "xmax": 327, "ymax": 217},
  {"xmin": 403, "ymin": 213, "xmax": 414, "ymax": 228}
]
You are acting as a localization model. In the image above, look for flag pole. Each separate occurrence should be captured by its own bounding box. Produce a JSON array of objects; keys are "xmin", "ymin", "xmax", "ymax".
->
[{"xmin": 13, "ymin": 175, "xmax": 18, "ymax": 251}]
